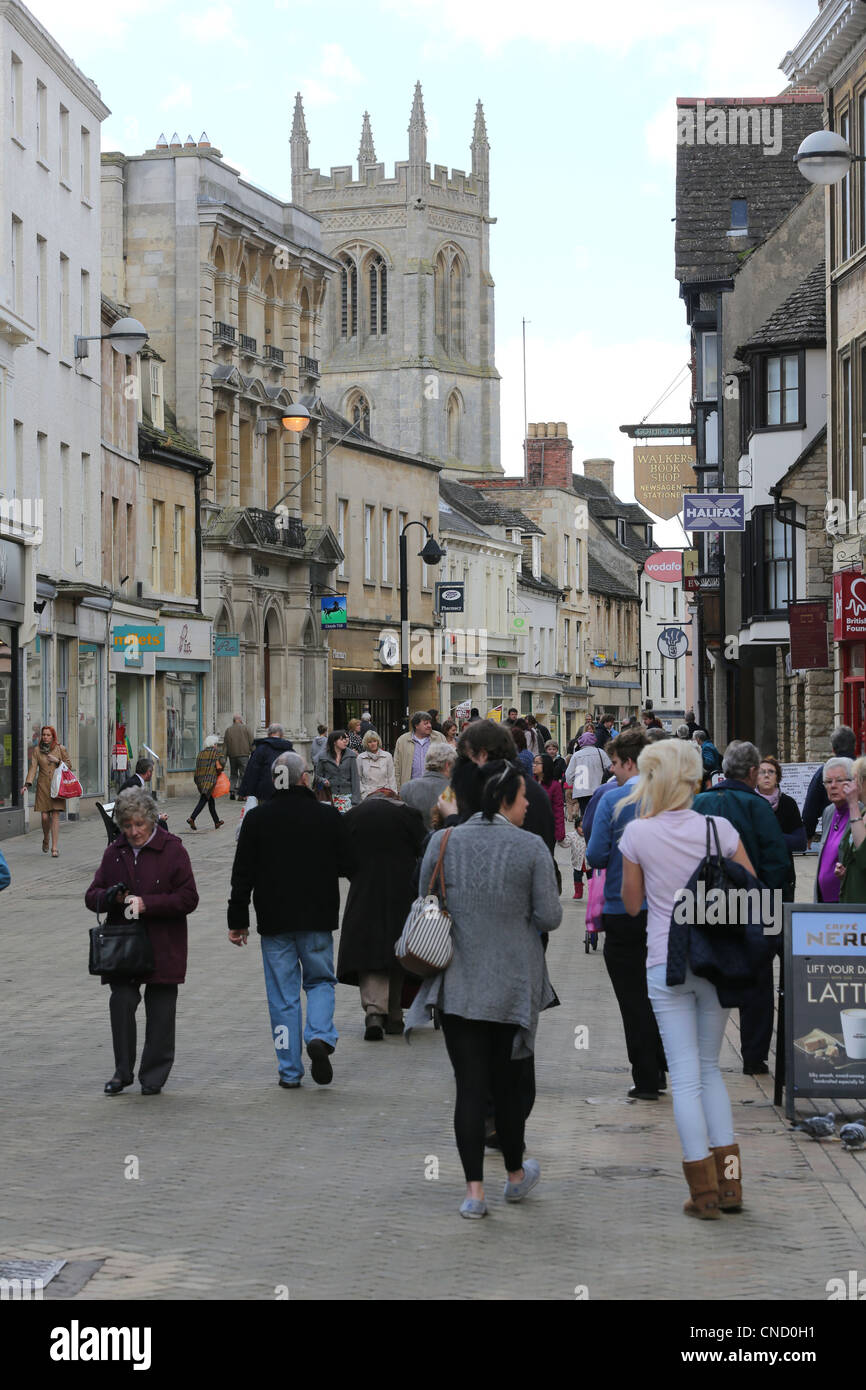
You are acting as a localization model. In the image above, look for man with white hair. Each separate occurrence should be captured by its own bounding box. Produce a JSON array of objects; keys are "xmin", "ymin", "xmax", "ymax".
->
[
  {"xmin": 399, "ymin": 742, "xmax": 457, "ymax": 828},
  {"xmin": 227, "ymin": 751, "xmax": 354, "ymax": 1089},
  {"xmin": 223, "ymin": 714, "xmax": 254, "ymax": 800}
]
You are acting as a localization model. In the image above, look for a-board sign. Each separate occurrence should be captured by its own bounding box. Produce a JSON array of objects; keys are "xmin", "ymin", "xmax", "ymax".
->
[
  {"xmin": 779, "ymin": 763, "xmax": 822, "ymax": 818},
  {"xmin": 785, "ymin": 904, "xmax": 866, "ymax": 1118}
]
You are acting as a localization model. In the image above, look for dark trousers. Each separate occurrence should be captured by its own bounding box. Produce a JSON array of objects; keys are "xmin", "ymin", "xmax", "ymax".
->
[
  {"xmin": 440, "ymin": 1013, "xmax": 526, "ymax": 1180},
  {"xmin": 190, "ymin": 793, "xmax": 220, "ymax": 825},
  {"xmin": 739, "ymin": 957, "xmax": 776, "ymax": 1067},
  {"xmin": 108, "ymin": 981, "xmax": 178, "ymax": 1089},
  {"xmin": 602, "ymin": 911, "xmax": 667, "ymax": 1091}
]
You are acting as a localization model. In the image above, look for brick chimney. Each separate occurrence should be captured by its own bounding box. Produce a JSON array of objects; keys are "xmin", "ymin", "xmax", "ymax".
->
[
  {"xmin": 525, "ymin": 422, "xmax": 572, "ymax": 489},
  {"xmin": 582, "ymin": 457, "xmax": 615, "ymax": 494}
]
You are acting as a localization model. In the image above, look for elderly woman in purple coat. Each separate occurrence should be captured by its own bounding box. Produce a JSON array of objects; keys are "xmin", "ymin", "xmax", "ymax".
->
[{"xmin": 85, "ymin": 787, "xmax": 199, "ymax": 1096}]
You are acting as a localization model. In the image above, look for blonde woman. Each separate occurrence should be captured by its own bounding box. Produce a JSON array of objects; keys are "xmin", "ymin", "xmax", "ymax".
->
[
  {"xmin": 357, "ymin": 730, "xmax": 397, "ymax": 798},
  {"xmin": 618, "ymin": 739, "xmax": 756, "ymax": 1220},
  {"xmin": 346, "ymin": 718, "xmax": 364, "ymax": 753}
]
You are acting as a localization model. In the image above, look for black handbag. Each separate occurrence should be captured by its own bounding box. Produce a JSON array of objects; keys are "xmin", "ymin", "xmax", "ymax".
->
[{"xmin": 89, "ymin": 909, "xmax": 155, "ymax": 979}]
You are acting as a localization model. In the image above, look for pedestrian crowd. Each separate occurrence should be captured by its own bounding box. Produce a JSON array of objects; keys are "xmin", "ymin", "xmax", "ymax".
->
[{"xmin": 67, "ymin": 704, "xmax": 864, "ymax": 1224}]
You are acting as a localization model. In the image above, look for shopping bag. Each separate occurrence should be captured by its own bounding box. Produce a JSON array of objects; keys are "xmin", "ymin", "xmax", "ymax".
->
[
  {"xmin": 213, "ymin": 771, "xmax": 231, "ymax": 798},
  {"xmin": 52, "ymin": 762, "xmax": 82, "ymax": 798},
  {"xmin": 584, "ymin": 867, "xmax": 606, "ymax": 934}
]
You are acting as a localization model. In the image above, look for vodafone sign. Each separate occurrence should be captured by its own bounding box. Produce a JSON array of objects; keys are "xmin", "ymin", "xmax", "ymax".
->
[{"xmin": 643, "ymin": 550, "xmax": 683, "ymax": 584}]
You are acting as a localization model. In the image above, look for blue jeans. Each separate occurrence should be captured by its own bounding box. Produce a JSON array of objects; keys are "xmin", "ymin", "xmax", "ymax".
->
[
  {"xmin": 646, "ymin": 964, "xmax": 734, "ymax": 1162},
  {"xmin": 260, "ymin": 932, "xmax": 338, "ymax": 1083}
]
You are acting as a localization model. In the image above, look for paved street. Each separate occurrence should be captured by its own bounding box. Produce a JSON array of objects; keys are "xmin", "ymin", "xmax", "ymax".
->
[{"xmin": 3, "ymin": 807, "xmax": 866, "ymax": 1301}]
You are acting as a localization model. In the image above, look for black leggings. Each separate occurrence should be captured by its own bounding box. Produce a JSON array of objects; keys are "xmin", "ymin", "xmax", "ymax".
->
[
  {"xmin": 190, "ymin": 794, "xmax": 220, "ymax": 825},
  {"xmin": 440, "ymin": 1013, "xmax": 527, "ymax": 1181}
]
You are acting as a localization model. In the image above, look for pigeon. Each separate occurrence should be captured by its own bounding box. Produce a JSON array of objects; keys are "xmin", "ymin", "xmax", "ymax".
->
[
  {"xmin": 794, "ymin": 1114, "xmax": 836, "ymax": 1139},
  {"xmin": 840, "ymin": 1122, "xmax": 866, "ymax": 1150}
]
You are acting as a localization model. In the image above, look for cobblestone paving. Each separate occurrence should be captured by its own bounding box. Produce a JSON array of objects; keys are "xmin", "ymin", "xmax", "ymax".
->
[{"xmin": 2, "ymin": 813, "xmax": 865, "ymax": 1300}]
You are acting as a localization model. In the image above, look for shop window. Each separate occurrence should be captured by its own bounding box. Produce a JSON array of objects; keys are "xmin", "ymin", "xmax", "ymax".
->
[
  {"xmin": 165, "ymin": 672, "xmax": 201, "ymax": 771},
  {"xmin": 0, "ymin": 625, "xmax": 15, "ymax": 807}
]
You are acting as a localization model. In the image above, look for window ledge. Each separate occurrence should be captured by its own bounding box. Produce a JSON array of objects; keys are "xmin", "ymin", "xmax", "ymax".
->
[
  {"xmin": 81, "ymin": 196, "xmax": 93, "ymax": 209},
  {"xmin": 752, "ymin": 422, "xmax": 805, "ymax": 435},
  {"xmin": 11, "ymin": 134, "xmax": 26, "ymax": 149},
  {"xmin": 362, "ymin": 579, "xmax": 376, "ymax": 589},
  {"xmin": 36, "ymin": 343, "xmax": 50, "ymax": 356},
  {"xmin": 36, "ymin": 157, "xmax": 50, "ymax": 172},
  {"xmin": 59, "ymin": 357, "xmax": 72, "ymax": 369},
  {"xmin": 380, "ymin": 580, "xmax": 393, "ymax": 590},
  {"xmin": 59, "ymin": 177, "xmax": 71, "ymax": 191}
]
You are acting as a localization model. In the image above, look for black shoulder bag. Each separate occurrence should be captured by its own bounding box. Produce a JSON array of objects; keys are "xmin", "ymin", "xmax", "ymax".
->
[{"xmin": 89, "ymin": 891, "xmax": 155, "ymax": 978}]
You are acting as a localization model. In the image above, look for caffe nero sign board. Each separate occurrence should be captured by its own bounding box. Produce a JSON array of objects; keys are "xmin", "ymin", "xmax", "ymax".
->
[{"xmin": 784, "ymin": 905, "xmax": 866, "ymax": 1118}]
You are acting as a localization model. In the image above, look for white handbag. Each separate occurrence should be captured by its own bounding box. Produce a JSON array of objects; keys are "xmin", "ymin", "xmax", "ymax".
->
[
  {"xmin": 50, "ymin": 761, "xmax": 65, "ymax": 800},
  {"xmin": 395, "ymin": 828, "xmax": 454, "ymax": 978}
]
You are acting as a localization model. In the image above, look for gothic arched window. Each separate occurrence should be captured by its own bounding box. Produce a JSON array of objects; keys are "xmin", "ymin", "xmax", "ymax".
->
[
  {"xmin": 339, "ymin": 253, "xmax": 358, "ymax": 338},
  {"xmin": 434, "ymin": 245, "xmax": 466, "ymax": 358},
  {"xmin": 347, "ymin": 389, "xmax": 370, "ymax": 435},
  {"xmin": 446, "ymin": 391, "xmax": 462, "ymax": 456},
  {"xmin": 368, "ymin": 253, "xmax": 387, "ymax": 336}
]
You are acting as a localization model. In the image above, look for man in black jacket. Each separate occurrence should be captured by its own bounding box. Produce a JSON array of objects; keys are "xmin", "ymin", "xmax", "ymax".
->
[
  {"xmin": 237, "ymin": 723, "xmax": 294, "ymax": 803},
  {"xmin": 227, "ymin": 752, "xmax": 354, "ymax": 1089},
  {"xmin": 118, "ymin": 758, "xmax": 167, "ymax": 825}
]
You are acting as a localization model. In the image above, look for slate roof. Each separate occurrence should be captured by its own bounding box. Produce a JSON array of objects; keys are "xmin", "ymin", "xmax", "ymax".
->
[
  {"xmin": 675, "ymin": 97, "xmax": 823, "ymax": 283},
  {"xmin": 518, "ymin": 569, "xmax": 564, "ymax": 596},
  {"xmin": 571, "ymin": 473, "xmax": 656, "ymax": 563},
  {"xmin": 438, "ymin": 501, "xmax": 490, "ymax": 540},
  {"xmin": 138, "ymin": 406, "xmax": 211, "ymax": 468},
  {"xmin": 439, "ymin": 477, "xmax": 543, "ymax": 534},
  {"xmin": 588, "ymin": 555, "xmax": 639, "ymax": 601},
  {"xmin": 736, "ymin": 261, "xmax": 826, "ymax": 356}
]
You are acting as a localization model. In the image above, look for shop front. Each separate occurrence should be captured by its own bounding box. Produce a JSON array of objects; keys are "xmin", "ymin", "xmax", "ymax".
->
[
  {"xmin": 329, "ymin": 623, "xmax": 436, "ymax": 750},
  {"xmin": 834, "ymin": 568, "xmax": 866, "ymax": 754},
  {"xmin": 109, "ymin": 603, "xmax": 157, "ymax": 793},
  {"xmin": 0, "ymin": 537, "xmax": 31, "ymax": 838},
  {"xmin": 155, "ymin": 615, "xmax": 213, "ymax": 798}
]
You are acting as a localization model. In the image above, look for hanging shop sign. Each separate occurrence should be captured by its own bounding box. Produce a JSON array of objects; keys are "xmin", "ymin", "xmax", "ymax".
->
[
  {"xmin": 633, "ymin": 446, "xmax": 697, "ymax": 520},
  {"xmin": 683, "ymin": 493, "xmax": 745, "ymax": 531},
  {"xmin": 644, "ymin": 550, "xmax": 683, "ymax": 583},
  {"xmin": 833, "ymin": 569, "xmax": 866, "ymax": 641},
  {"xmin": 657, "ymin": 627, "xmax": 688, "ymax": 659},
  {"xmin": 785, "ymin": 905, "xmax": 866, "ymax": 1119},
  {"xmin": 788, "ymin": 601, "xmax": 829, "ymax": 669},
  {"xmin": 434, "ymin": 582, "xmax": 465, "ymax": 613},
  {"xmin": 321, "ymin": 597, "xmax": 348, "ymax": 629},
  {"xmin": 214, "ymin": 634, "xmax": 241, "ymax": 658}
]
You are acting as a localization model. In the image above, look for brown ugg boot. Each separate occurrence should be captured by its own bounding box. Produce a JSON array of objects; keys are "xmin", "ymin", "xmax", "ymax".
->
[
  {"xmin": 710, "ymin": 1143, "xmax": 743, "ymax": 1212},
  {"xmin": 682, "ymin": 1156, "xmax": 721, "ymax": 1219}
]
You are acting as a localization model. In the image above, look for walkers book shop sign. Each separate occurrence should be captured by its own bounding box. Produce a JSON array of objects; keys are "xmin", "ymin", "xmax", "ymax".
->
[{"xmin": 784, "ymin": 905, "xmax": 866, "ymax": 1118}]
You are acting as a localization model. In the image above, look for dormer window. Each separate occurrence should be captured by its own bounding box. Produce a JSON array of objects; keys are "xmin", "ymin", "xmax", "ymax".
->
[
  {"xmin": 616, "ymin": 517, "xmax": 626, "ymax": 545},
  {"xmin": 150, "ymin": 361, "xmax": 164, "ymax": 431},
  {"xmin": 756, "ymin": 351, "xmax": 803, "ymax": 429},
  {"xmin": 729, "ymin": 198, "xmax": 748, "ymax": 235}
]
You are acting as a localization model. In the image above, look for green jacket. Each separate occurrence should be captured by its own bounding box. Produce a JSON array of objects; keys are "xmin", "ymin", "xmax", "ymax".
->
[
  {"xmin": 691, "ymin": 779, "xmax": 790, "ymax": 890},
  {"xmin": 839, "ymin": 809, "xmax": 866, "ymax": 904}
]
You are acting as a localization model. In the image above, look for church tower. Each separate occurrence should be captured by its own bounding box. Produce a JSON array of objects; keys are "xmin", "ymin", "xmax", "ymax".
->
[{"xmin": 290, "ymin": 85, "xmax": 501, "ymax": 476}]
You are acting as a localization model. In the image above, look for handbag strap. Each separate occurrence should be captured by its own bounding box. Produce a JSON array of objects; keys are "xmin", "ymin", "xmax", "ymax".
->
[
  {"xmin": 704, "ymin": 815, "xmax": 724, "ymax": 865},
  {"xmin": 428, "ymin": 827, "xmax": 453, "ymax": 906}
]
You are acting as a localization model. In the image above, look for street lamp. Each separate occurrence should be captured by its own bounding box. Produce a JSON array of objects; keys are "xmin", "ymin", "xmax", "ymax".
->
[
  {"xmin": 74, "ymin": 316, "xmax": 148, "ymax": 360},
  {"xmin": 398, "ymin": 520, "xmax": 444, "ymax": 730},
  {"xmin": 272, "ymin": 405, "xmax": 360, "ymax": 512},
  {"xmin": 794, "ymin": 129, "xmax": 866, "ymax": 185}
]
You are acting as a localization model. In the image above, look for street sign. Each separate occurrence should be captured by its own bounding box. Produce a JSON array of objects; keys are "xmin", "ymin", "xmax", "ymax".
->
[
  {"xmin": 214, "ymin": 633, "xmax": 240, "ymax": 657},
  {"xmin": 683, "ymin": 493, "xmax": 745, "ymax": 531},
  {"xmin": 435, "ymin": 581, "xmax": 465, "ymax": 613},
  {"xmin": 657, "ymin": 627, "xmax": 688, "ymax": 659},
  {"xmin": 633, "ymin": 446, "xmax": 697, "ymax": 520},
  {"xmin": 321, "ymin": 597, "xmax": 347, "ymax": 629}
]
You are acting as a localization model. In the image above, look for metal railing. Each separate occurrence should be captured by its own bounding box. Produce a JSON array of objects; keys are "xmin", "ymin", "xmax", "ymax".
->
[
  {"xmin": 264, "ymin": 344, "xmax": 284, "ymax": 364},
  {"xmin": 244, "ymin": 507, "xmax": 305, "ymax": 550},
  {"xmin": 299, "ymin": 354, "xmax": 319, "ymax": 377},
  {"xmin": 213, "ymin": 321, "xmax": 236, "ymax": 342},
  {"xmin": 239, "ymin": 333, "xmax": 257, "ymax": 354}
]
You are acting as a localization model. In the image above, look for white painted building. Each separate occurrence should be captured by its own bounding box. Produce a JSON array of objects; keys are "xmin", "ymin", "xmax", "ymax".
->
[
  {"xmin": 0, "ymin": 0, "xmax": 109, "ymax": 833},
  {"xmin": 640, "ymin": 572, "xmax": 689, "ymax": 728}
]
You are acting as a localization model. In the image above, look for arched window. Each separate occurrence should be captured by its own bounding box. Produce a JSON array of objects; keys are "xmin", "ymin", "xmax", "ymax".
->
[
  {"xmin": 339, "ymin": 253, "xmax": 358, "ymax": 338},
  {"xmin": 446, "ymin": 391, "xmax": 461, "ymax": 456},
  {"xmin": 434, "ymin": 245, "xmax": 466, "ymax": 358},
  {"xmin": 346, "ymin": 390, "xmax": 370, "ymax": 435},
  {"xmin": 368, "ymin": 253, "xmax": 387, "ymax": 336},
  {"xmin": 299, "ymin": 286, "xmax": 311, "ymax": 357}
]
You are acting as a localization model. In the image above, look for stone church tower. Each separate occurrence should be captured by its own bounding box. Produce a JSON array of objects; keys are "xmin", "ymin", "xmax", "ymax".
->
[{"xmin": 290, "ymin": 84, "xmax": 501, "ymax": 476}]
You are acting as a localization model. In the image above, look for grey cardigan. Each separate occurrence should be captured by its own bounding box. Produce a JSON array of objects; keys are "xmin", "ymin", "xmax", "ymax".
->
[
  {"xmin": 315, "ymin": 749, "xmax": 360, "ymax": 805},
  {"xmin": 404, "ymin": 813, "xmax": 562, "ymax": 1058}
]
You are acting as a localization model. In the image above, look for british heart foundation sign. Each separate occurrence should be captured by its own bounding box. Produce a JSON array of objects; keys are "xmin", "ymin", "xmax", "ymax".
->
[
  {"xmin": 834, "ymin": 569, "xmax": 866, "ymax": 640},
  {"xmin": 633, "ymin": 445, "xmax": 697, "ymax": 520}
]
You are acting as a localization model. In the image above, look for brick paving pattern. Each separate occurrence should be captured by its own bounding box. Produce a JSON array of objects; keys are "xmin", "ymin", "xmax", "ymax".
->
[{"xmin": 2, "ymin": 812, "xmax": 865, "ymax": 1300}]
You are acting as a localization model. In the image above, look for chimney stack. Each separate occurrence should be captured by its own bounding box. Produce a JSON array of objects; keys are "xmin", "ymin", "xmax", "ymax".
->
[
  {"xmin": 582, "ymin": 457, "xmax": 615, "ymax": 494},
  {"xmin": 524, "ymin": 421, "xmax": 572, "ymax": 489}
]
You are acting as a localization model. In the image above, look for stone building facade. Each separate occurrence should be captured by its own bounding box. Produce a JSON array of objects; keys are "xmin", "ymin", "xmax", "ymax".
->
[{"xmin": 290, "ymin": 85, "xmax": 501, "ymax": 477}]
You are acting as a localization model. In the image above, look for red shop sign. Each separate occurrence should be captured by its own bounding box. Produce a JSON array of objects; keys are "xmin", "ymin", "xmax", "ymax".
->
[
  {"xmin": 834, "ymin": 569, "xmax": 866, "ymax": 640},
  {"xmin": 788, "ymin": 601, "xmax": 829, "ymax": 669},
  {"xmin": 644, "ymin": 550, "xmax": 683, "ymax": 583}
]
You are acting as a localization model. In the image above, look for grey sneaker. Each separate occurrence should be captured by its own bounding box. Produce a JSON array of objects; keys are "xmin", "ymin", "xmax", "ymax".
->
[
  {"xmin": 504, "ymin": 1158, "xmax": 540, "ymax": 1203},
  {"xmin": 459, "ymin": 1197, "xmax": 488, "ymax": 1219}
]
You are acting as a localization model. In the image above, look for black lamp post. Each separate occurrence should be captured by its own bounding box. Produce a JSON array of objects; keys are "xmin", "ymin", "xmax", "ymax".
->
[{"xmin": 399, "ymin": 520, "xmax": 444, "ymax": 730}]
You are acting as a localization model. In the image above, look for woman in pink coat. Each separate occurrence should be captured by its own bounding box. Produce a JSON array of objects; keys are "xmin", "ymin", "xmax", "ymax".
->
[{"xmin": 534, "ymin": 754, "xmax": 565, "ymax": 840}]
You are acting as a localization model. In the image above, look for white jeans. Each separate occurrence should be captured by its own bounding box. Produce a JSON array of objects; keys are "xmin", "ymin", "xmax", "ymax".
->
[{"xmin": 646, "ymin": 964, "xmax": 735, "ymax": 1162}]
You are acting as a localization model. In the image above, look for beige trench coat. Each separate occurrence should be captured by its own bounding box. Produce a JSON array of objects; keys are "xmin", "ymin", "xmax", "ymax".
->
[{"xmin": 27, "ymin": 743, "xmax": 71, "ymax": 812}]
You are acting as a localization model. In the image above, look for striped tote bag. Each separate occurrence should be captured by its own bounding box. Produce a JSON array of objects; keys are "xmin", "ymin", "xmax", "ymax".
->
[{"xmin": 395, "ymin": 828, "xmax": 454, "ymax": 978}]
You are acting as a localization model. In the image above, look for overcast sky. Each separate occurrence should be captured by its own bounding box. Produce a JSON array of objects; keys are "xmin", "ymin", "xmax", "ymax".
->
[{"xmin": 28, "ymin": 0, "xmax": 820, "ymax": 539}]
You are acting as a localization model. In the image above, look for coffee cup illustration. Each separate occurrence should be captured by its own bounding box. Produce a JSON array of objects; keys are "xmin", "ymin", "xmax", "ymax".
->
[{"xmin": 841, "ymin": 1009, "xmax": 866, "ymax": 1060}]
